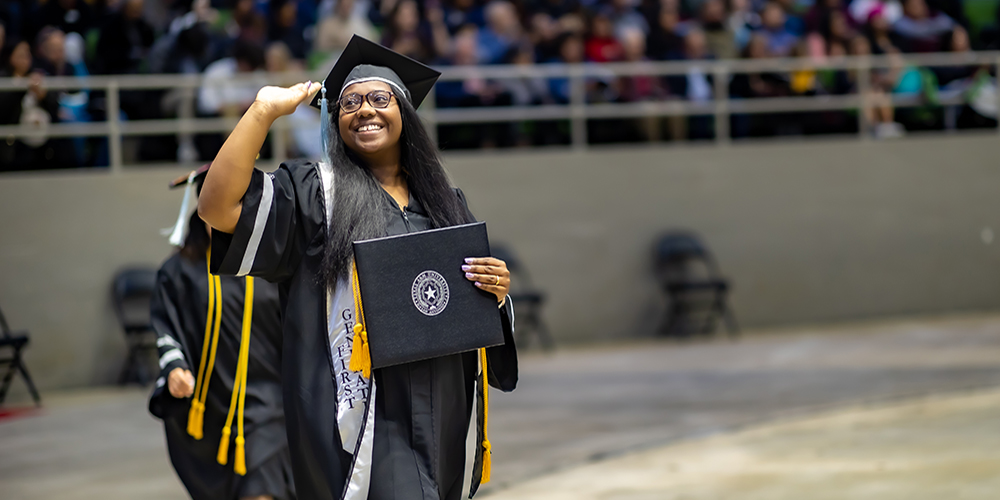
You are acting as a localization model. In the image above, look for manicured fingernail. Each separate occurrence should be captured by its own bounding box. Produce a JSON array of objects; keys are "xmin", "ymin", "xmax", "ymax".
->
[
  {"xmin": 474, "ymin": 282, "xmax": 482, "ymax": 287},
  {"xmin": 465, "ymin": 258, "xmax": 474, "ymax": 263},
  {"xmin": 465, "ymin": 272, "xmax": 474, "ymax": 279},
  {"xmin": 461, "ymin": 265, "xmax": 471, "ymax": 271}
]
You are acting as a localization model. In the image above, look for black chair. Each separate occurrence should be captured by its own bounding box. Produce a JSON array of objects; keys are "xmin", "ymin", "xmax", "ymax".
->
[
  {"xmin": 113, "ymin": 267, "xmax": 159, "ymax": 385},
  {"xmin": 654, "ymin": 231, "xmax": 739, "ymax": 338},
  {"xmin": 492, "ymin": 244, "xmax": 555, "ymax": 351},
  {"xmin": 0, "ymin": 305, "xmax": 42, "ymax": 406}
]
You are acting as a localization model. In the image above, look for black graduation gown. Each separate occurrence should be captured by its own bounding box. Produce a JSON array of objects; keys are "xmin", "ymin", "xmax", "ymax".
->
[
  {"xmin": 148, "ymin": 252, "xmax": 296, "ymax": 500},
  {"xmin": 210, "ymin": 160, "xmax": 518, "ymax": 500}
]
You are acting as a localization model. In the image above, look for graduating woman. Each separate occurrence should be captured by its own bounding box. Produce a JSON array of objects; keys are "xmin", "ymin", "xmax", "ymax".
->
[
  {"xmin": 197, "ymin": 37, "xmax": 518, "ymax": 500},
  {"xmin": 149, "ymin": 168, "xmax": 296, "ymax": 500}
]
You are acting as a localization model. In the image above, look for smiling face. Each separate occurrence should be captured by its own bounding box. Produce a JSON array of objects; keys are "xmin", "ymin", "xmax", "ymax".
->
[{"xmin": 338, "ymin": 80, "xmax": 403, "ymax": 161}]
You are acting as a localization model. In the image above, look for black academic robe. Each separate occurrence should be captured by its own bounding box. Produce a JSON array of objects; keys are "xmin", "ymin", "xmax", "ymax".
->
[
  {"xmin": 210, "ymin": 160, "xmax": 518, "ymax": 500},
  {"xmin": 148, "ymin": 252, "xmax": 296, "ymax": 500}
]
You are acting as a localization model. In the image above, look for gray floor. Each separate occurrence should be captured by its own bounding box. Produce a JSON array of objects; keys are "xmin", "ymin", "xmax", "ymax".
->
[{"xmin": 2, "ymin": 314, "xmax": 1000, "ymax": 499}]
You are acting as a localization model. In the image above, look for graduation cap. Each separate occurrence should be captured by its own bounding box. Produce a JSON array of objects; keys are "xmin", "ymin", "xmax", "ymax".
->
[
  {"xmin": 308, "ymin": 35, "xmax": 441, "ymax": 110},
  {"xmin": 163, "ymin": 163, "xmax": 211, "ymax": 246}
]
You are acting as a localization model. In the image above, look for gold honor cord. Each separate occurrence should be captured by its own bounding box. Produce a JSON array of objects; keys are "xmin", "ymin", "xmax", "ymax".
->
[
  {"xmin": 348, "ymin": 260, "xmax": 371, "ymax": 378},
  {"xmin": 188, "ymin": 250, "xmax": 222, "ymax": 440},
  {"xmin": 218, "ymin": 276, "xmax": 253, "ymax": 475},
  {"xmin": 479, "ymin": 347, "xmax": 492, "ymax": 483}
]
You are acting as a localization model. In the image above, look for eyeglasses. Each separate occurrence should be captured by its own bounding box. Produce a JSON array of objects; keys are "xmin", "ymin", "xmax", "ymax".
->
[{"xmin": 338, "ymin": 90, "xmax": 396, "ymax": 114}]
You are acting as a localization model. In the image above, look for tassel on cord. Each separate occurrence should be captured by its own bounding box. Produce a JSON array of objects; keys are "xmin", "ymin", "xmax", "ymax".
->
[
  {"xmin": 349, "ymin": 260, "xmax": 372, "ymax": 378},
  {"xmin": 188, "ymin": 251, "xmax": 220, "ymax": 440},
  {"xmin": 217, "ymin": 277, "xmax": 253, "ymax": 475},
  {"xmin": 320, "ymin": 81, "xmax": 332, "ymax": 167},
  {"xmin": 194, "ymin": 275, "xmax": 223, "ymax": 439},
  {"xmin": 480, "ymin": 347, "xmax": 492, "ymax": 483},
  {"xmin": 163, "ymin": 171, "xmax": 197, "ymax": 246}
]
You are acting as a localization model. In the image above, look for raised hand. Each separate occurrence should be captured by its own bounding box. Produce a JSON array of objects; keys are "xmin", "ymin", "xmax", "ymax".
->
[{"xmin": 254, "ymin": 81, "xmax": 321, "ymax": 121}]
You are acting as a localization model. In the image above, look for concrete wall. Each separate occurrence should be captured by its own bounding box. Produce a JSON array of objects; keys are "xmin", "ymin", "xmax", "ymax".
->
[{"xmin": 3, "ymin": 134, "xmax": 1000, "ymax": 391}]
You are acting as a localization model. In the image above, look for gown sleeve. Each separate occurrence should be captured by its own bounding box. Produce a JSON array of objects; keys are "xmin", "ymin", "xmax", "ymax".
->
[
  {"xmin": 210, "ymin": 163, "xmax": 313, "ymax": 282},
  {"xmin": 151, "ymin": 266, "xmax": 191, "ymax": 380},
  {"xmin": 455, "ymin": 188, "xmax": 519, "ymax": 392},
  {"xmin": 148, "ymin": 263, "xmax": 193, "ymax": 419}
]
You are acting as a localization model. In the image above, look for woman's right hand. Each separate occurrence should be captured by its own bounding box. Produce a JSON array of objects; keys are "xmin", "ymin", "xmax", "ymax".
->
[
  {"xmin": 253, "ymin": 81, "xmax": 321, "ymax": 121},
  {"xmin": 168, "ymin": 367, "xmax": 196, "ymax": 398}
]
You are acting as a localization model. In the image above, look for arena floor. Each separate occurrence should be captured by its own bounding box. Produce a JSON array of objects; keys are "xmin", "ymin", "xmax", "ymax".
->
[{"xmin": 2, "ymin": 314, "xmax": 999, "ymax": 499}]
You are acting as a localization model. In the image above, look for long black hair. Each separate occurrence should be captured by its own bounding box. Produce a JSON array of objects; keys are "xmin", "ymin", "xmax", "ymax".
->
[
  {"xmin": 179, "ymin": 210, "xmax": 211, "ymax": 262},
  {"xmin": 320, "ymin": 94, "xmax": 472, "ymax": 289}
]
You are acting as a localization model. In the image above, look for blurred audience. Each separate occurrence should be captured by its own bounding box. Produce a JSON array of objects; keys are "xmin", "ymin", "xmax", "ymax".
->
[{"xmin": 2, "ymin": 0, "xmax": 999, "ymax": 167}]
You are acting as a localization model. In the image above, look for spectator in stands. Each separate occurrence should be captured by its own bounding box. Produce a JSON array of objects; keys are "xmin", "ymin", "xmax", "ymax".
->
[
  {"xmin": 381, "ymin": 0, "xmax": 450, "ymax": 64},
  {"xmin": 617, "ymin": 26, "xmax": 666, "ymax": 141},
  {"xmin": 646, "ymin": 4, "xmax": 684, "ymax": 60},
  {"xmin": 585, "ymin": 11, "xmax": 624, "ymax": 63},
  {"xmin": 700, "ymin": 0, "xmax": 738, "ymax": 59},
  {"xmin": 198, "ymin": 39, "xmax": 266, "ymax": 118},
  {"xmin": 500, "ymin": 43, "xmax": 551, "ymax": 107},
  {"xmin": 435, "ymin": 24, "xmax": 487, "ymax": 108},
  {"xmin": 34, "ymin": 27, "xmax": 79, "ymax": 77},
  {"xmin": 528, "ymin": 11, "xmax": 561, "ymax": 62},
  {"xmin": 196, "ymin": 39, "xmax": 266, "ymax": 159},
  {"xmin": 548, "ymin": 32, "xmax": 585, "ymax": 103},
  {"xmin": 225, "ymin": 0, "xmax": 269, "ymax": 44},
  {"xmin": 93, "ymin": 0, "xmax": 155, "ymax": 75},
  {"xmin": 0, "ymin": 37, "xmax": 62, "ymax": 170},
  {"xmin": 892, "ymin": 0, "xmax": 954, "ymax": 52},
  {"xmin": 533, "ymin": 0, "xmax": 579, "ymax": 20},
  {"xmin": 679, "ymin": 29, "xmax": 716, "ymax": 139},
  {"xmin": 864, "ymin": 7, "xmax": 901, "ymax": 54},
  {"xmin": 849, "ymin": 0, "xmax": 904, "ymax": 26},
  {"xmin": 819, "ymin": 9, "xmax": 854, "ymax": 49},
  {"xmin": 265, "ymin": 40, "xmax": 302, "ymax": 73},
  {"xmin": 619, "ymin": 26, "xmax": 661, "ymax": 101},
  {"xmin": 729, "ymin": 33, "xmax": 791, "ymax": 136},
  {"xmin": 442, "ymin": 0, "xmax": 486, "ymax": 34},
  {"xmin": 606, "ymin": 0, "xmax": 649, "ymax": 39},
  {"xmin": 498, "ymin": 43, "xmax": 555, "ymax": 146},
  {"xmin": 759, "ymin": 2, "xmax": 799, "ymax": 56},
  {"xmin": 932, "ymin": 26, "xmax": 980, "ymax": 87},
  {"xmin": 269, "ymin": 0, "xmax": 308, "ymax": 59},
  {"xmin": 727, "ymin": 0, "xmax": 760, "ymax": 51},
  {"xmin": 478, "ymin": 1, "xmax": 522, "ymax": 64},
  {"xmin": 314, "ymin": 0, "xmax": 377, "ymax": 55},
  {"xmin": 804, "ymin": 0, "xmax": 845, "ymax": 34},
  {"xmin": 848, "ymin": 35, "xmax": 905, "ymax": 138}
]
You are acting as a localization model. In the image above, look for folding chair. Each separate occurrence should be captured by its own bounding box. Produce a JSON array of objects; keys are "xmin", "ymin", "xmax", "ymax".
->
[
  {"xmin": 112, "ymin": 267, "xmax": 159, "ymax": 385},
  {"xmin": 0, "ymin": 305, "xmax": 42, "ymax": 407},
  {"xmin": 654, "ymin": 231, "xmax": 739, "ymax": 338},
  {"xmin": 492, "ymin": 244, "xmax": 555, "ymax": 351}
]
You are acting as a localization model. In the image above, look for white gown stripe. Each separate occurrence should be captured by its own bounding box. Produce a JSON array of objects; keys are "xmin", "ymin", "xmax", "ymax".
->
[
  {"xmin": 158, "ymin": 349, "xmax": 185, "ymax": 369},
  {"xmin": 237, "ymin": 172, "xmax": 274, "ymax": 277},
  {"xmin": 156, "ymin": 335, "xmax": 180, "ymax": 348},
  {"xmin": 507, "ymin": 296, "xmax": 515, "ymax": 333},
  {"xmin": 342, "ymin": 378, "xmax": 376, "ymax": 500}
]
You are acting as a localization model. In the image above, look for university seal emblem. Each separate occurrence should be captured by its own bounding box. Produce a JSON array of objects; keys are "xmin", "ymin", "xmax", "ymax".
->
[{"xmin": 411, "ymin": 270, "xmax": 450, "ymax": 316}]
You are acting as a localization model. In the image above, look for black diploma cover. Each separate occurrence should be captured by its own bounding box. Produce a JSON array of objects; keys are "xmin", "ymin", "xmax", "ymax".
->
[{"xmin": 352, "ymin": 222, "xmax": 505, "ymax": 369}]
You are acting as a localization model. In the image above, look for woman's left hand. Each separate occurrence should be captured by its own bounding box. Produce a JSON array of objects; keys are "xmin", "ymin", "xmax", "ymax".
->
[{"xmin": 463, "ymin": 257, "xmax": 510, "ymax": 303}]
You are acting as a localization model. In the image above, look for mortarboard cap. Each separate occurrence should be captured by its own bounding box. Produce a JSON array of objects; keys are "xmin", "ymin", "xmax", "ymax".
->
[
  {"xmin": 169, "ymin": 162, "xmax": 211, "ymax": 189},
  {"xmin": 308, "ymin": 35, "xmax": 441, "ymax": 110}
]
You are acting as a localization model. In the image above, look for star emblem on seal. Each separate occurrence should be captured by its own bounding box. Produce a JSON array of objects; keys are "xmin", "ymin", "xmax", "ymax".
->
[{"xmin": 411, "ymin": 270, "xmax": 450, "ymax": 316}]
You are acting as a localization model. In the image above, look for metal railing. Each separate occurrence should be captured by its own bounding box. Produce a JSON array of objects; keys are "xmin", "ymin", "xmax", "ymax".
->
[{"xmin": 1, "ymin": 51, "xmax": 998, "ymax": 173}]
